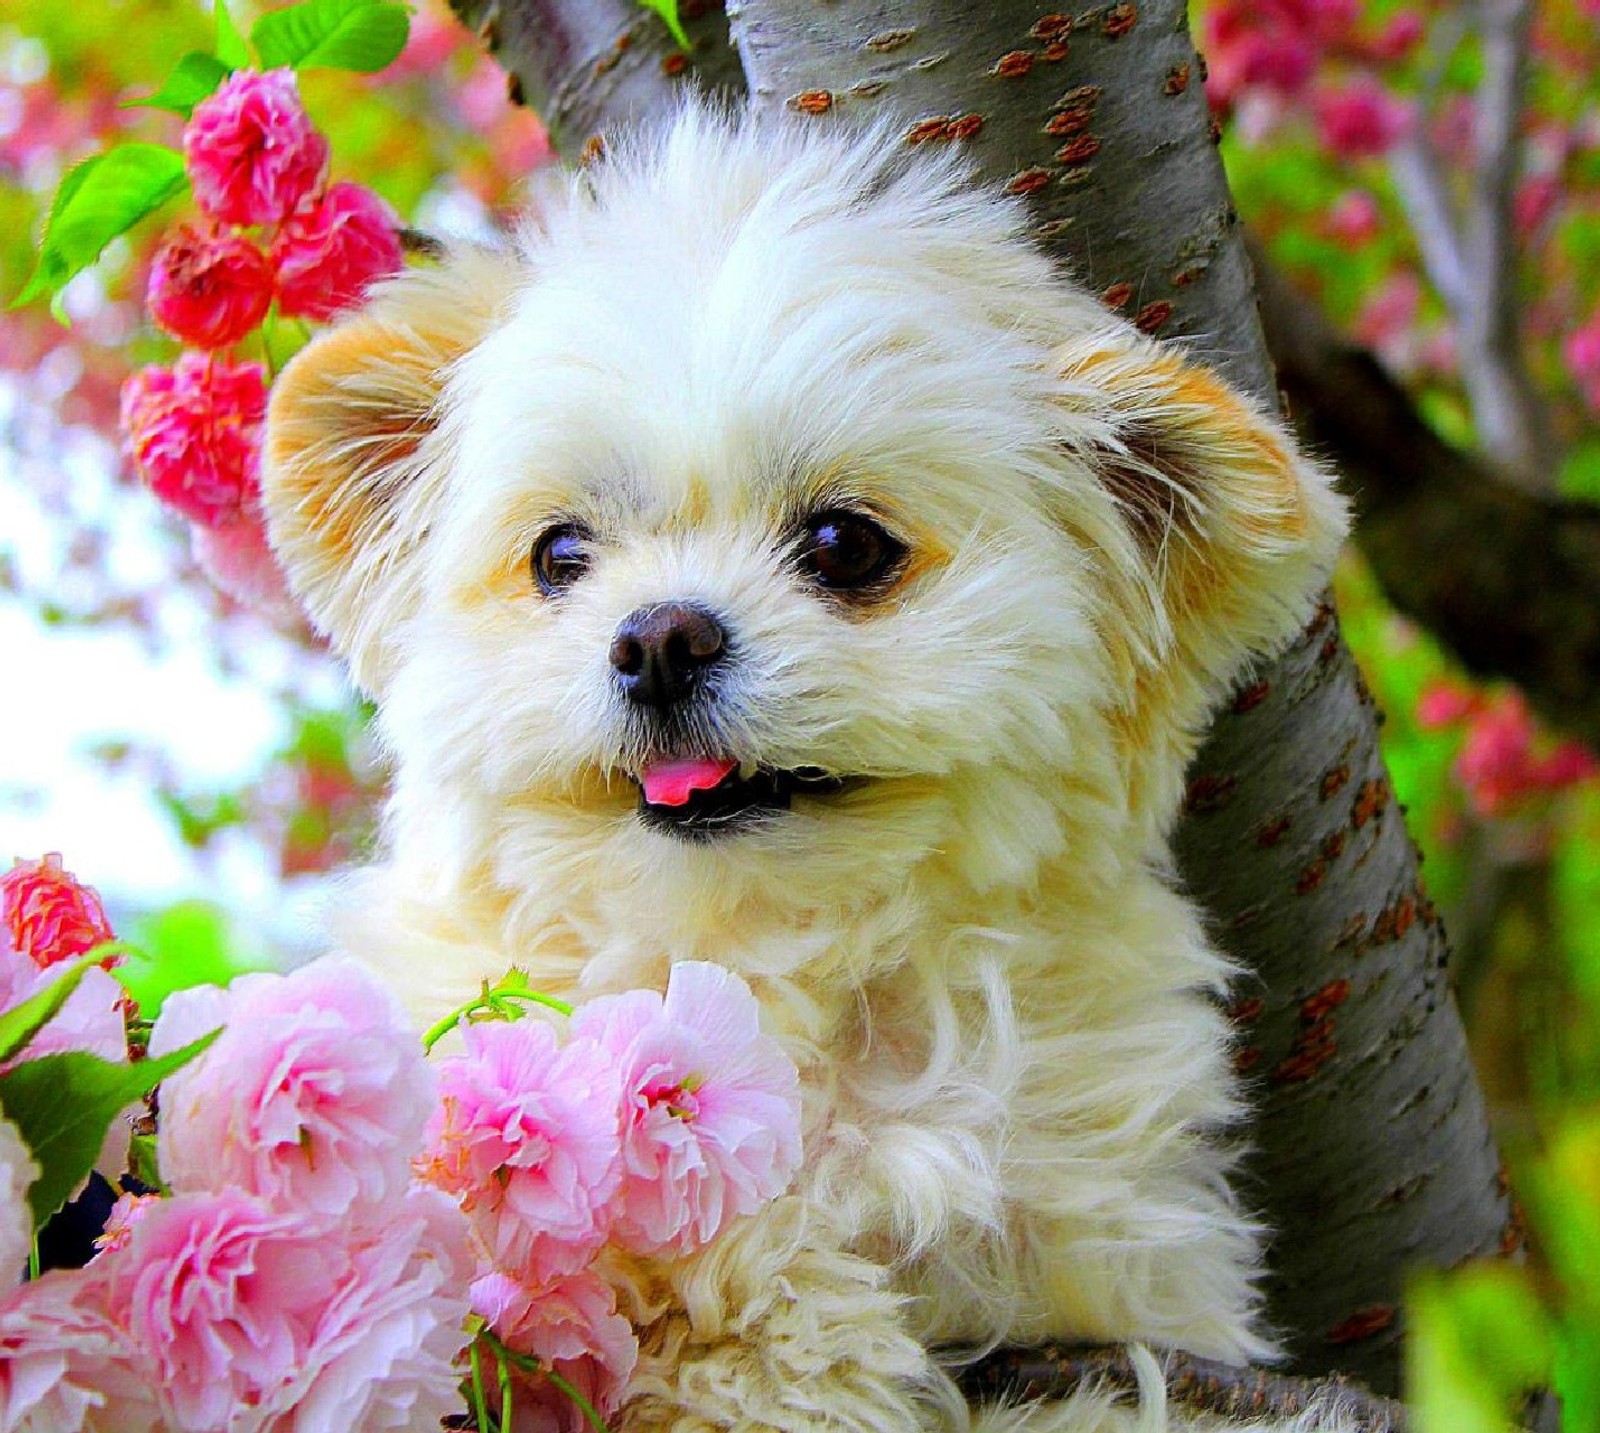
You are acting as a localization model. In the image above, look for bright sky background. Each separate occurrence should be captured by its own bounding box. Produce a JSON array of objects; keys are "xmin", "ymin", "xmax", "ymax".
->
[{"xmin": 0, "ymin": 369, "xmax": 345, "ymax": 953}]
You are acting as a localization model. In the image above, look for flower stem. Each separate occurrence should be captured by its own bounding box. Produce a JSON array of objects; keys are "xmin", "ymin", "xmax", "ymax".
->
[
  {"xmin": 498, "ymin": 1347, "xmax": 514, "ymax": 1432},
  {"xmin": 421, "ymin": 987, "xmax": 573, "ymax": 1052},
  {"xmin": 469, "ymin": 1338, "xmax": 494, "ymax": 1433},
  {"xmin": 543, "ymin": 1368, "xmax": 608, "ymax": 1433}
]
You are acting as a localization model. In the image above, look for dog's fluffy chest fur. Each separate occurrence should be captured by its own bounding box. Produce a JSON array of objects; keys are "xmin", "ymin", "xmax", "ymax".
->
[{"xmin": 265, "ymin": 102, "xmax": 1347, "ymax": 1431}]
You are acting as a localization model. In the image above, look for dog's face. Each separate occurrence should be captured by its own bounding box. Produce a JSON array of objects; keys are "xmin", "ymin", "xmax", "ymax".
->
[{"xmin": 263, "ymin": 108, "xmax": 1343, "ymax": 936}]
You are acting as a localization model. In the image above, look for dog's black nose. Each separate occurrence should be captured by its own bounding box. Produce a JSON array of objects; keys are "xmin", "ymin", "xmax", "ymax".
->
[{"xmin": 610, "ymin": 602, "xmax": 726, "ymax": 709}]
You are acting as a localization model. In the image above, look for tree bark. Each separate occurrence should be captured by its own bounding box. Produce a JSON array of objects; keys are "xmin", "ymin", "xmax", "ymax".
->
[{"xmin": 448, "ymin": 0, "xmax": 1512, "ymax": 1401}]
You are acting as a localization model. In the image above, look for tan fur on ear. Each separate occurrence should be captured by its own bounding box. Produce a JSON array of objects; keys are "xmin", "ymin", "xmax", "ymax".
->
[
  {"xmin": 1053, "ymin": 330, "xmax": 1348, "ymax": 827},
  {"xmin": 262, "ymin": 249, "xmax": 522, "ymax": 695}
]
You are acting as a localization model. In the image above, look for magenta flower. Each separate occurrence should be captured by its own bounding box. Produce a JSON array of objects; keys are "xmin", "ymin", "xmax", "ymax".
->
[
  {"xmin": 1, "ymin": 854, "xmax": 115, "ymax": 971},
  {"xmin": 98, "ymin": 1185, "xmax": 472, "ymax": 1433},
  {"xmin": 120, "ymin": 353, "xmax": 267, "ymax": 529},
  {"xmin": 471, "ymin": 1269, "xmax": 638, "ymax": 1432},
  {"xmin": 184, "ymin": 68, "xmax": 329, "ymax": 227},
  {"xmin": 420, "ymin": 1019, "xmax": 623, "ymax": 1285},
  {"xmin": 147, "ymin": 222, "xmax": 275, "ymax": 350},
  {"xmin": 150, "ymin": 957, "xmax": 437, "ymax": 1229},
  {"xmin": 568, "ymin": 962, "xmax": 803, "ymax": 1258},
  {"xmin": 272, "ymin": 180, "xmax": 404, "ymax": 322},
  {"xmin": 1564, "ymin": 314, "xmax": 1600, "ymax": 412},
  {"xmin": 1313, "ymin": 78, "xmax": 1412, "ymax": 160}
]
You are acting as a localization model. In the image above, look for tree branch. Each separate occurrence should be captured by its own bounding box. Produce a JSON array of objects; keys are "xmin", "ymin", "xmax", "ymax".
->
[
  {"xmin": 959, "ymin": 1345, "xmax": 1408, "ymax": 1432},
  {"xmin": 1389, "ymin": 0, "xmax": 1554, "ymax": 486},
  {"xmin": 1455, "ymin": 0, "xmax": 1555, "ymax": 485},
  {"xmin": 1252, "ymin": 239, "xmax": 1600, "ymax": 750},
  {"xmin": 1389, "ymin": 136, "xmax": 1469, "ymax": 315}
]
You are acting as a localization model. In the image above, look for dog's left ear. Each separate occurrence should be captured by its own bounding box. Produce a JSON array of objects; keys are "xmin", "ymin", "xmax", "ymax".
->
[
  {"xmin": 263, "ymin": 248, "xmax": 523, "ymax": 697},
  {"xmin": 1049, "ymin": 326, "xmax": 1348, "ymax": 821}
]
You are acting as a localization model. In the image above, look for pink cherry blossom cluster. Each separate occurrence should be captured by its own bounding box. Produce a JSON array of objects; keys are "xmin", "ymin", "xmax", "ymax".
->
[
  {"xmin": 1418, "ymin": 682, "xmax": 1599, "ymax": 818},
  {"xmin": 1564, "ymin": 314, "xmax": 1600, "ymax": 415},
  {"xmin": 418, "ymin": 961, "xmax": 804, "ymax": 1429},
  {"xmin": 0, "ymin": 854, "xmax": 805, "ymax": 1432},
  {"xmin": 1201, "ymin": 0, "xmax": 1419, "ymax": 159},
  {"xmin": 1, "ymin": 955, "xmax": 474, "ymax": 1432},
  {"xmin": 119, "ymin": 67, "xmax": 403, "ymax": 610}
]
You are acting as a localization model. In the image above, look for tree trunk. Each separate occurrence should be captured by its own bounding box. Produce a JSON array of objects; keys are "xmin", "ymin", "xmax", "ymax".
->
[{"xmin": 449, "ymin": 0, "xmax": 1512, "ymax": 1399}]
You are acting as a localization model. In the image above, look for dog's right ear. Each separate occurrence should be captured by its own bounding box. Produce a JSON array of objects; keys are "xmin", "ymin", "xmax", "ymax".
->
[{"xmin": 262, "ymin": 248, "xmax": 522, "ymax": 697}]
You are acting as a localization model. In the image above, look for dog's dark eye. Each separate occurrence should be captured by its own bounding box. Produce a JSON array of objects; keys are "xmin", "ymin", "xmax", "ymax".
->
[
  {"xmin": 798, "ymin": 511, "xmax": 905, "ymax": 593},
  {"xmin": 531, "ymin": 523, "xmax": 592, "ymax": 595}
]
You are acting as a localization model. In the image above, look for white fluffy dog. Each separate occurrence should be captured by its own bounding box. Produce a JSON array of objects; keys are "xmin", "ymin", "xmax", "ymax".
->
[{"xmin": 263, "ymin": 104, "xmax": 1351, "ymax": 1432}]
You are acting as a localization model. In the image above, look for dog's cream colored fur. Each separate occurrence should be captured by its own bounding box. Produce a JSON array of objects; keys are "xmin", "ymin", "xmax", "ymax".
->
[{"xmin": 262, "ymin": 106, "xmax": 1355, "ymax": 1432}]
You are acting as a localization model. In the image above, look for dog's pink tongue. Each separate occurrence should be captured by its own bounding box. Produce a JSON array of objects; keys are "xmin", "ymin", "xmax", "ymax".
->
[{"xmin": 640, "ymin": 756, "xmax": 738, "ymax": 807}]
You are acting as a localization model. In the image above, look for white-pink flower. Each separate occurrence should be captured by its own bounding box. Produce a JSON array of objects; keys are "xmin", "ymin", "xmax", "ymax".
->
[
  {"xmin": 98, "ymin": 1185, "xmax": 472, "ymax": 1433},
  {"xmin": 568, "ymin": 962, "xmax": 802, "ymax": 1258},
  {"xmin": 190, "ymin": 511, "xmax": 296, "ymax": 617},
  {"xmin": 183, "ymin": 68, "xmax": 329, "ymax": 227},
  {"xmin": 259, "ymin": 1186, "xmax": 475, "ymax": 1433},
  {"xmin": 0, "ymin": 1116, "xmax": 38, "ymax": 1293},
  {"xmin": 0, "ymin": 1273, "xmax": 162, "ymax": 1433},
  {"xmin": 150, "ymin": 957, "xmax": 436, "ymax": 1230},
  {"xmin": 471, "ymin": 1269, "xmax": 638, "ymax": 1433},
  {"xmin": 420, "ymin": 1018, "xmax": 622, "ymax": 1285}
]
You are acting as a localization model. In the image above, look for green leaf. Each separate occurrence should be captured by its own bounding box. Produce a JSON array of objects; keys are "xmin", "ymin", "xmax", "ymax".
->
[
  {"xmin": 0, "ymin": 952, "xmax": 105, "ymax": 1065},
  {"xmin": 1557, "ymin": 439, "xmax": 1600, "ymax": 507},
  {"xmin": 215, "ymin": 0, "xmax": 252, "ymax": 68},
  {"xmin": 122, "ymin": 51, "xmax": 232, "ymax": 116},
  {"xmin": 0, "ymin": 1031, "xmax": 218, "ymax": 1229},
  {"xmin": 121, "ymin": 900, "xmax": 268, "ymax": 1021},
  {"xmin": 253, "ymin": 0, "xmax": 410, "ymax": 73},
  {"xmin": 635, "ymin": 0, "xmax": 690, "ymax": 49},
  {"xmin": 15, "ymin": 144, "xmax": 186, "ymax": 307}
]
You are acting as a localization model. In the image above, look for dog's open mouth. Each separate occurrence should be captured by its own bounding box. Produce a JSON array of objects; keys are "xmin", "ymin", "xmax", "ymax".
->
[{"xmin": 634, "ymin": 756, "xmax": 848, "ymax": 838}]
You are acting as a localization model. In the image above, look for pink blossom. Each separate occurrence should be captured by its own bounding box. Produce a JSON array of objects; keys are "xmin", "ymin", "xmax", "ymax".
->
[
  {"xmin": 272, "ymin": 181, "xmax": 404, "ymax": 322},
  {"xmin": 147, "ymin": 222, "xmax": 275, "ymax": 350},
  {"xmin": 190, "ymin": 510, "xmax": 297, "ymax": 617},
  {"xmin": 387, "ymin": 7, "xmax": 468, "ymax": 78},
  {"xmin": 471, "ymin": 1269, "xmax": 638, "ymax": 1432},
  {"xmin": 1513, "ymin": 175, "xmax": 1560, "ymax": 237},
  {"xmin": 568, "ymin": 962, "xmax": 802, "ymax": 1258},
  {"xmin": 1369, "ymin": 9, "xmax": 1426, "ymax": 60},
  {"xmin": 1354, "ymin": 272, "xmax": 1423, "ymax": 369},
  {"xmin": 420, "ymin": 1018, "xmax": 623, "ymax": 1285},
  {"xmin": 1457, "ymin": 694, "xmax": 1538, "ymax": 816},
  {"xmin": 263, "ymin": 1186, "xmax": 475, "ymax": 1433},
  {"xmin": 1324, "ymin": 190, "xmax": 1382, "ymax": 246},
  {"xmin": 1314, "ymin": 79, "xmax": 1411, "ymax": 159},
  {"xmin": 1534, "ymin": 742, "xmax": 1600, "ymax": 791},
  {"xmin": 94, "ymin": 1191, "xmax": 161, "ymax": 1257},
  {"xmin": 2, "ymin": 853, "xmax": 115, "ymax": 969},
  {"xmin": 98, "ymin": 1185, "xmax": 472, "ymax": 1433},
  {"xmin": 151, "ymin": 957, "xmax": 436, "ymax": 1228},
  {"xmin": 183, "ymin": 68, "xmax": 329, "ymax": 227},
  {"xmin": 1416, "ymin": 680, "xmax": 1481, "ymax": 730},
  {"xmin": 1563, "ymin": 315, "xmax": 1600, "ymax": 412},
  {"xmin": 0, "ymin": 1116, "xmax": 38, "ymax": 1293},
  {"xmin": 0, "ymin": 1273, "xmax": 162, "ymax": 1433},
  {"xmin": 120, "ymin": 353, "xmax": 267, "ymax": 528}
]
